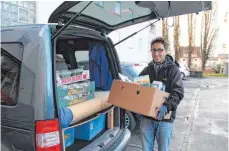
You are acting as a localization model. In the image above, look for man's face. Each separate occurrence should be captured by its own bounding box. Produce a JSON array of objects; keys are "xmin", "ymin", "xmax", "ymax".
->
[{"xmin": 151, "ymin": 42, "xmax": 167, "ymax": 63}]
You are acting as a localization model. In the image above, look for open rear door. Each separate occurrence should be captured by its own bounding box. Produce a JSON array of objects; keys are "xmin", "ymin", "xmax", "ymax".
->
[{"xmin": 48, "ymin": 1, "xmax": 212, "ymax": 33}]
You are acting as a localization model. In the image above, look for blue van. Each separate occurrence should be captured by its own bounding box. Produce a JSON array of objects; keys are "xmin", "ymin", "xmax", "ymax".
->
[{"xmin": 1, "ymin": 1, "xmax": 211, "ymax": 151}]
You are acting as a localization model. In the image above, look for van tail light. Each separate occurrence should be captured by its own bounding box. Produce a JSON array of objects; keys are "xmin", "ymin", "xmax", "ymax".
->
[
  {"xmin": 35, "ymin": 119, "xmax": 61, "ymax": 151},
  {"xmin": 134, "ymin": 64, "xmax": 140, "ymax": 66}
]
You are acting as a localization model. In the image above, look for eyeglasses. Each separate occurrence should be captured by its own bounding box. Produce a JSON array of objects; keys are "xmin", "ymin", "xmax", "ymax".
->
[{"xmin": 150, "ymin": 48, "xmax": 165, "ymax": 53}]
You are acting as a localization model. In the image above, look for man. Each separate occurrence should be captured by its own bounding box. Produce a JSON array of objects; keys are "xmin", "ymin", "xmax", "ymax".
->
[{"xmin": 139, "ymin": 37, "xmax": 184, "ymax": 151}]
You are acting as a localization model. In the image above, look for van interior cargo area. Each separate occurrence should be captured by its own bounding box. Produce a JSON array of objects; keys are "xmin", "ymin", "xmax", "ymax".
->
[
  {"xmin": 55, "ymin": 33, "xmax": 119, "ymax": 150},
  {"xmin": 66, "ymin": 129, "xmax": 107, "ymax": 151},
  {"xmin": 63, "ymin": 106, "xmax": 118, "ymax": 151}
]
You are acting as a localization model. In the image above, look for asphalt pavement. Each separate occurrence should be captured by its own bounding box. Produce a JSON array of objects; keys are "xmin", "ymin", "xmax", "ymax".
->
[{"xmin": 127, "ymin": 77, "xmax": 228, "ymax": 151}]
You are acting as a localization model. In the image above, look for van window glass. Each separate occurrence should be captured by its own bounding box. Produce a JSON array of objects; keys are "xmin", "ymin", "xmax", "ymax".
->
[
  {"xmin": 75, "ymin": 50, "xmax": 89, "ymax": 70},
  {"xmin": 1, "ymin": 43, "xmax": 23, "ymax": 106},
  {"xmin": 68, "ymin": 1, "xmax": 151, "ymax": 25}
]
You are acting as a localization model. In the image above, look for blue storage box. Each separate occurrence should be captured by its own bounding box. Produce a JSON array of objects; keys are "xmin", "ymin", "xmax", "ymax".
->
[
  {"xmin": 75, "ymin": 114, "xmax": 106, "ymax": 141},
  {"xmin": 64, "ymin": 128, "xmax": 75, "ymax": 148}
]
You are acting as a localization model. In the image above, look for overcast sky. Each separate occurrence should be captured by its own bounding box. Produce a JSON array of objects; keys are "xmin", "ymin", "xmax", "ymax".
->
[{"xmin": 36, "ymin": 1, "xmax": 63, "ymax": 23}]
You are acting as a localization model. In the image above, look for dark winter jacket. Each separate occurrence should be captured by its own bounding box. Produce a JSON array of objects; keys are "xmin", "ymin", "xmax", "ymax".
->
[{"xmin": 139, "ymin": 55, "xmax": 184, "ymax": 122}]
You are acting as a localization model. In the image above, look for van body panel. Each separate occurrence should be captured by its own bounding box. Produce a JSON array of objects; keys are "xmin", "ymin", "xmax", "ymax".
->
[{"xmin": 1, "ymin": 25, "xmax": 130, "ymax": 151}]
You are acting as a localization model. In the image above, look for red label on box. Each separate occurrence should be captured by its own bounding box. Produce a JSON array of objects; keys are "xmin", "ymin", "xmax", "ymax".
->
[{"xmin": 57, "ymin": 70, "xmax": 90, "ymax": 86}]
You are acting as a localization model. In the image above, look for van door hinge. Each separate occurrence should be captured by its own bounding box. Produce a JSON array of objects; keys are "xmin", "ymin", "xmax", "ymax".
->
[{"xmin": 101, "ymin": 29, "xmax": 107, "ymax": 37}]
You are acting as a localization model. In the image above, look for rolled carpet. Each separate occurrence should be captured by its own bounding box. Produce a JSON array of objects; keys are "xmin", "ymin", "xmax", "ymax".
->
[
  {"xmin": 68, "ymin": 91, "xmax": 111, "ymax": 123},
  {"xmin": 59, "ymin": 91, "xmax": 111, "ymax": 128}
]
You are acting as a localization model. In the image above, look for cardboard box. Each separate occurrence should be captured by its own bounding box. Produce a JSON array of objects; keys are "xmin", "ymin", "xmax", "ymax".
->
[
  {"xmin": 107, "ymin": 109, "xmax": 114, "ymax": 129},
  {"xmin": 57, "ymin": 81, "xmax": 95, "ymax": 97},
  {"xmin": 133, "ymin": 75, "xmax": 150, "ymax": 84},
  {"xmin": 107, "ymin": 80, "xmax": 171, "ymax": 119},
  {"xmin": 56, "ymin": 70, "xmax": 90, "ymax": 86},
  {"xmin": 63, "ymin": 128, "xmax": 75, "ymax": 148},
  {"xmin": 58, "ymin": 91, "xmax": 95, "ymax": 107}
]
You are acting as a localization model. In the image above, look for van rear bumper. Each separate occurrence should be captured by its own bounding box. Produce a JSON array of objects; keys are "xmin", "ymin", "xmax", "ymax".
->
[{"xmin": 79, "ymin": 128, "xmax": 131, "ymax": 151}]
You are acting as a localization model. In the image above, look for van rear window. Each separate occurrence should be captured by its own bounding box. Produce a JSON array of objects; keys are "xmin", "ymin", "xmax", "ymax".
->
[{"xmin": 1, "ymin": 43, "xmax": 22, "ymax": 106}]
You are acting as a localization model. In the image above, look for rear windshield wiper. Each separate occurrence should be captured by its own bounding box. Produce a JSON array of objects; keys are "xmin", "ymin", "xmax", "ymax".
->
[
  {"xmin": 114, "ymin": 19, "xmax": 160, "ymax": 46},
  {"xmin": 52, "ymin": 1, "xmax": 93, "ymax": 40}
]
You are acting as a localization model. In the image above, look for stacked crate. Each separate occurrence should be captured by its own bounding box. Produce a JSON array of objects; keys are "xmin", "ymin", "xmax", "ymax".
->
[
  {"xmin": 57, "ymin": 69, "xmax": 96, "ymax": 148},
  {"xmin": 56, "ymin": 69, "xmax": 95, "ymax": 107},
  {"xmin": 57, "ymin": 69, "xmax": 106, "ymax": 147}
]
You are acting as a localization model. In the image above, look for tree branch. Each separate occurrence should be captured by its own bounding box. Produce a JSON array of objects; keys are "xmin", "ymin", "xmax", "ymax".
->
[{"xmin": 200, "ymin": 3, "xmax": 217, "ymax": 71}]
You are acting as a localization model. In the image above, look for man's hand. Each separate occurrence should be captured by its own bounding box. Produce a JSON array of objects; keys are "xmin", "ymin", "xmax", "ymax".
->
[{"xmin": 156, "ymin": 105, "xmax": 168, "ymax": 120}]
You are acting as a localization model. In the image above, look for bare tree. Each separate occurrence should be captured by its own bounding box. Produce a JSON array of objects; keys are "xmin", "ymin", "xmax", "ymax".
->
[
  {"xmin": 162, "ymin": 19, "xmax": 170, "ymax": 52},
  {"xmin": 173, "ymin": 16, "xmax": 180, "ymax": 61},
  {"xmin": 200, "ymin": 7, "xmax": 218, "ymax": 71},
  {"xmin": 187, "ymin": 14, "xmax": 196, "ymax": 68}
]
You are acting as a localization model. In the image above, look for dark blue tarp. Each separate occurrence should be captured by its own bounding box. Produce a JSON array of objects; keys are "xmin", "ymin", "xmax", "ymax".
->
[
  {"xmin": 89, "ymin": 42, "xmax": 113, "ymax": 90},
  {"xmin": 59, "ymin": 107, "xmax": 73, "ymax": 128}
]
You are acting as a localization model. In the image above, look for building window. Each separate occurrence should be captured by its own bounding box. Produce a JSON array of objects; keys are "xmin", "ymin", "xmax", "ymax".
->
[
  {"xmin": 3, "ymin": 2, "xmax": 10, "ymax": 12},
  {"xmin": 23, "ymin": 1, "xmax": 29, "ymax": 9},
  {"xmin": 11, "ymin": 5, "xmax": 18, "ymax": 13},
  {"xmin": 184, "ymin": 54, "xmax": 188, "ymax": 57},
  {"xmin": 11, "ymin": 1, "xmax": 18, "ymax": 5},
  {"xmin": 115, "ymin": 1, "xmax": 121, "ymax": 16},
  {"xmin": 29, "ymin": 10, "xmax": 36, "ymax": 23},
  {"xmin": 1, "ymin": 44, "xmax": 22, "ymax": 106},
  {"xmin": 18, "ymin": 7, "xmax": 29, "ymax": 22},
  {"xmin": 18, "ymin": 1, "xmax": 23, "ymax": 7},
  {"xmin": 11, "ymin": 13, "xmax": 18, "ymax": 21},
  {"xmin": 95, "ymin": 1, "xmax": 104, "ymax": 7},
  {"xmin": 29, "ymin": 2, "xmax": 36, "ymax": 10},
  {"xmin": 191, "ymin": 53, "xmax": 197, "ymax": 57}
]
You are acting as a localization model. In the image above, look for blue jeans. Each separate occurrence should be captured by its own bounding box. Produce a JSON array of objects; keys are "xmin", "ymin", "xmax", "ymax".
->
[{"xmin": 140, "ymin": 116, "xmax": 173, "ymax": 151}]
